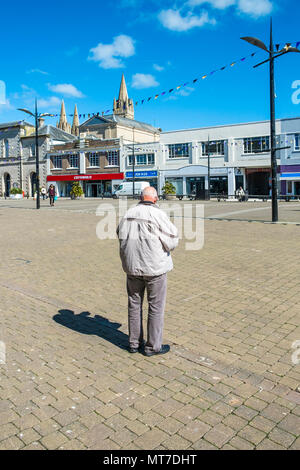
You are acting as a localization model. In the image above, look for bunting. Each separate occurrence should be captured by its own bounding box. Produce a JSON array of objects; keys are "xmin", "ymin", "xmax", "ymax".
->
[{"xmin": 12, "ymin": 41, "xmax": 300, "ymax": 120}]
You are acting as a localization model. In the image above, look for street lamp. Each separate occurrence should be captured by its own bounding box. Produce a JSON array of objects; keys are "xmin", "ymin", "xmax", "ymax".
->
[
  {"xmin": 241, "ymin": 19, "xmax": 300, "ymax": 222},
  {"xmin": 18, "ymin": 99, "xmax": 53, "ymax": 209},
  {"xmin": 207, "ymin": 135, "xmax": 211, "ymax": 201}
]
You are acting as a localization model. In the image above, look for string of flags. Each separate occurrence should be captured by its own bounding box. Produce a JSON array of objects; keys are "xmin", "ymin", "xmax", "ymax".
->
[{"xmin": 36, "ymin": 40, "xmax": 300, "ymax": 120}]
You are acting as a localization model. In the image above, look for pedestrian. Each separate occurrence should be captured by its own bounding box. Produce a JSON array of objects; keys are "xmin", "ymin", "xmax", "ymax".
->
[
  {"xmin": 117, "ymin": 186, "xmax": 179, "ymax": 356},
  {"xmin": 236, "ymin": 186, "xmax": 245, "ymax": 202},
  {"xmin": 41, "ymin": 186, "xmax": 47, "ymax": 200},
  {"xmin": 48, "ymin": 184, "xmax": 56, "ymax": 206}
]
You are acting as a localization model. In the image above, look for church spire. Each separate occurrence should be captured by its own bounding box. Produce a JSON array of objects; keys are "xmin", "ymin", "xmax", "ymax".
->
[
  {"xmin": 57, "ymin": 100, "xmax": 71, "ymax": 133},
  {"xmin": 71, "ymin": 104, "xmax": 80, "ymax": 136},
  {"xmin": 113, "ymin": 74, "xmax": 134, "ymax": 120},
  {"xmin": 118, "ymin": 74, "xmax": 128, "ymax": 102}
]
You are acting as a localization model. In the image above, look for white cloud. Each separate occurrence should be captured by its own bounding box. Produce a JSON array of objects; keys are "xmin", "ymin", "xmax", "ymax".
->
[
  {"xmin": 188, "ymin": 0, "xmax": 235, "ymax": 8},
  {"xmin": 38, "ymin": 96, "xmax": 61, "ymax": 109},
  {"xmin": 132, "ymin": 73, "xmax": 159, "ymax": 89},
  {"xmin": 26, "ymin": 69, "xmax": 49, "ymax": 75},
  {"xmin": 88, "ymin": 35, "xmax": 135, "ymax": 69},
  {"xmin": 188, "ymin": 0, "xmax": 273, "ymax": 17},
  {"xmin": 238, "ymin": 0, "xmax": 273, "ymax": 17},
  {"xmin": 158, "ymin": 9, "xmax": 216, "ymax": 32},
  {"xmin": 153, "ymin": 64, "xmax": 165, "ymax": 72},
  {"xmin": 176, "ymin": 86, "xmax": 195, "ymax": 96},
  {"xmin": 48, "ymin": 83, "xmax": 84, "ymax": 98}
]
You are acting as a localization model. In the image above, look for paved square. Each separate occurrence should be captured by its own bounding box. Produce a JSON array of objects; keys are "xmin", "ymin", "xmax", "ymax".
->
[{"xmin": 0, "ymin": 198, "xmax": 299, "ymax": 450}]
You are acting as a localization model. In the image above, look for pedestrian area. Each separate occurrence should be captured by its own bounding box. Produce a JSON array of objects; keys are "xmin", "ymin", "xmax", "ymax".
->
[{"xmin": 0, "ymin": 199, "xmax": 299, "ymax": 450}]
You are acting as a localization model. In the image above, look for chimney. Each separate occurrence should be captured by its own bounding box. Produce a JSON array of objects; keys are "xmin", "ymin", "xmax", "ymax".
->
[{"xmin": 38, "ymin": 117, "xmax": 45, "ymax": 128}]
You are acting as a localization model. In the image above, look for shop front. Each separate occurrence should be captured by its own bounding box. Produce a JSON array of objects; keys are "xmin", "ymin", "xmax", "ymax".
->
[
  {"xmin": 280, "ymin": 165, "xmax": 300, "ymax": 196},
  {"xmin": 47, "ymin": 173, "xmax": 124, "ymax": 197},
  {"xmin": 245, "ymin": 168, "xmax": 271, "ymax": 196}
]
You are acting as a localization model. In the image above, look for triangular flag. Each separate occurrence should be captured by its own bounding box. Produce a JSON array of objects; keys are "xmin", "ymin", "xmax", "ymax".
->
[{"xmin": 193, "ymin": 79, "xmax": 198, "ymax": 83}]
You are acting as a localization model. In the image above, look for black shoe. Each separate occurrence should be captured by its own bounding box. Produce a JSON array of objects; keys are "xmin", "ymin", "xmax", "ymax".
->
[
  {"xmin": 128, "ymin": 342, "xmax": 145, "ymax": 354},
  {"xmin": 143, "ymin": 345, "xmax": 170, "ymax": 357}
]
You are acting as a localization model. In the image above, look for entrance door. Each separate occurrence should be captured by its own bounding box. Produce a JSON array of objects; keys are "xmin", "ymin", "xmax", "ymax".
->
[
  {"xmin": 247, "ymin": 172, "xmax": 270, "ymax": 196},
  {"xmin": 91, "ymin": 184, "xmax": 98, "ymax": 197},
  {"xmin": 195, "ymin": 178, "xmax": 205, "ymax": 199},
  {"xmin": 30, "ymin": 172, "xmax": 37, "ymax": 196}
]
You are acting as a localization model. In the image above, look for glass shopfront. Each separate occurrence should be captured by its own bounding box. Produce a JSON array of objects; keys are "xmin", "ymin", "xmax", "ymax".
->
[
  {"xmin": 209, "ymin": 176, "xmax": 228, "ymax": 195},
  {"xmin": 186, "ymin": 177, "xmax": 205, "ymax": 199},
  {"xmin": 85, "ymin": 180, "xmax": 112, "ymax": 197},
  {"xmin": 165, "ymin": 177, "xmax": 183, "ymax": 195}
]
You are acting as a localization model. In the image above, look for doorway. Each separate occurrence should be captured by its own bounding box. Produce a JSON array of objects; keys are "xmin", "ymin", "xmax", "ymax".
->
[{"xmin": 4, "ymin": 173, "xmax": 11, "ymax": 196}]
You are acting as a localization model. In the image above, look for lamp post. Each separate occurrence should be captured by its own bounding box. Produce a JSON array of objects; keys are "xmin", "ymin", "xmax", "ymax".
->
[
  {"xmin": 207, "ymin": 135, "xmax": 211, "ymax": 201},
  {"xmin": 18, "ymin": 100, "xmax": 53, "ymax": 209},
  {"xmin": 132, "ymin": 127, "xmax": 135, "ymax": 199},
  {"xmin": 241, "ymin": 19, "xmax": 300, "ymax": 222}
]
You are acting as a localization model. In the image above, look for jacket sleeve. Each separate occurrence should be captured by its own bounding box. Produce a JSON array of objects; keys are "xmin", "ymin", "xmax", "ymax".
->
[{"xmin": 157, "ymin": 211, "xmax": 179, "ymax": 252}]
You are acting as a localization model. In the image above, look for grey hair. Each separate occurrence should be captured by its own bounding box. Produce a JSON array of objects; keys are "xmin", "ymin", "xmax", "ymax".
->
[{"xmin": 142, "ymin": 186, "xmax": 158, "ymax": 199}]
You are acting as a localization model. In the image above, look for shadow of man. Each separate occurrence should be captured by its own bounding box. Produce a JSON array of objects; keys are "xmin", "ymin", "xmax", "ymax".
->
[{"xmin": 53, "ymin": 310, "xmax": 128, "ymax": 351}]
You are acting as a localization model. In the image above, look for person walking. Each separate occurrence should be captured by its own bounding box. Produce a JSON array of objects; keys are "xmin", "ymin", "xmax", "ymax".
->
[
  {"xmin": 48, "ymin": 184, "xmax": 56, "ymax": 206},
  {"xmin": 41, "ymin": 186, "xmax": 47, "ymax": 200},
  {"xmin": 117, "ymin": 186, "xmax": 179, "ymax": 356}
]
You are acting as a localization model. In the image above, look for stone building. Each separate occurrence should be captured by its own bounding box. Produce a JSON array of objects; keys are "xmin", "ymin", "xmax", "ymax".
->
[
  {"xmin": 47, "ymin": 75, "xmax": 160, "ymax": 197},
  {"xmin": 0, "ymin": 120, "xmax": 76, "ymax": 196}
]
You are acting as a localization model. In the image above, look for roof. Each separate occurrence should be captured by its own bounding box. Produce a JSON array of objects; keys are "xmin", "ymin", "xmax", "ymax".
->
[
  {"xmin": 0, "ymin": 121, "xmax": 34, "ymax": 130},
  {"xmin": 21, "ymin": 124, "xmax": 76, "ymax": 142},
  {"xmin": 80, "ymin": 114, "xmax": 160, "ymax": 133}
]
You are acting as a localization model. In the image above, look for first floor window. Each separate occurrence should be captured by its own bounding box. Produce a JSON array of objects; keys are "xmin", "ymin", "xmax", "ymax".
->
[
  {"xmin": 128, "ymin": 153, "xmax": 155, "ymax": 166},
  {"xmin": 295, "ymin": 134, "xmax": 300, "ymax": 151},
  {"xmin": 69, "ymin": 154, "xmax": 79, "ymax": 168},
  {"xmin": 168, "ymin": 143, "xmax": 190, "ymax": 158},
  {"xmin": 52, "ymin": 156, "xmax": 62, "ymax": 169},
  {"xmin": 89, "ymin": 153, "xmax": 99, "ymax": 167},
  {"xmin": 244, "ymin": 136, "xmax": 270, "ymax": 154},
  {"xmin": 201, "ymin": 140, "xmax": 225, "ymax": 156},
  {"xmin": 107, "ymin": 151, "xmax": 119, "ymax": 166}
]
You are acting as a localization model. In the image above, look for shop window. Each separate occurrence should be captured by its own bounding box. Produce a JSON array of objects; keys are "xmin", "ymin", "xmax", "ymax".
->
[
  {"xmin": 243, "ymin": 136, "xmax": 270, "ymax": 154},
  {"xmin": 168, "ymin": 143, "xmax": 190, "ymax": 158},
  {"xmin": 295, "ymin": 134, "xmax": 300, "ymax": 151}
]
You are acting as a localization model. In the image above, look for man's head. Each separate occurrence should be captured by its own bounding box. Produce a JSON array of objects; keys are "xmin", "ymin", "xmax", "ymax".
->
[{"xmin": 141, "ymin": 186, "xmax": 158, "ymax": 203}]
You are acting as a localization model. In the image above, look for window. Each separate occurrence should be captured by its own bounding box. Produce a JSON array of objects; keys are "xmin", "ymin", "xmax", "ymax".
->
[
  {"xmin": 4, "ymin": 139, "xmax": 9, "ymax": 158},
  {"xmin": 295, "ymin": 134, "xmax": 300, "ymax": 151},
  {"xmin": 244, "ymin": 136, "xmax": 270, "ymax": 154},
  {"xmin": 202, "ymin": 140, "xmax": 225, "ymax": 156},
  {"xmin": 128, "ymin": 154, "xmax": 155, "ymax": 166},
  {"xmin": 168, "ymin": 143, "xmax": 190, "ymax": 158},
  {"xmin": 88, "ymin": 153, "xmax": 99, "ymax": 167},
  {"xmin": 30, "ymin": 144, "xmax": 35, "ymax": 157},
  {"xmin": 52, "ymin": 156, "xmax": 62, "ymax": 169},
  {"xmin": 107, "ymin": 150, "xmax": 119, "ymax": 166},
  {"xmin": 69, "ymin": 154, "xmax": 79, "ymax": 168}
]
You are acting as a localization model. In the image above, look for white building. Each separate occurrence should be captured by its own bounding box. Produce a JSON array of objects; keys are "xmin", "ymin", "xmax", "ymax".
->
[{"xmin": 121, "ymin": 117, "xmax": 300, "ymax": 198}]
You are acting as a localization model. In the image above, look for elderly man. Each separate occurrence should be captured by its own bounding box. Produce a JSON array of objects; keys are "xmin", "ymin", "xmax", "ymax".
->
[{"xmin": 117, "ymin": 186, "xmax": 178, "ymax": 356}]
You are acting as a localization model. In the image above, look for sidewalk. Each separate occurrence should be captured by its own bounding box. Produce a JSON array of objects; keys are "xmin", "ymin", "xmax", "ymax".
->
[{"xmin": 0, "ymin": 202, "xmax": 299, "ymax": 450}]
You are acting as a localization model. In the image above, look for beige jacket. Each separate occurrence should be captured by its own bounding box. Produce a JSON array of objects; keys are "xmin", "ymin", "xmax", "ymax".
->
[{"xmin": 117, "ymin": 201, "xmax": 179, "ymax": 276}]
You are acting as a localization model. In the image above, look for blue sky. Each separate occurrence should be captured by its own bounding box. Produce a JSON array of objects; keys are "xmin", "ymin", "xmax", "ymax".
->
[{"xmin": 0, "ymin": 0, "xmax": 300, "ymax": 131}]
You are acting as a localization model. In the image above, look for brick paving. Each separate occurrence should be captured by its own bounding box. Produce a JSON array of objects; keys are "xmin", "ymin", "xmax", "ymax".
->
[{"xmin": 0, "ymin": 198, "xmax": 300, "ymax": 450}]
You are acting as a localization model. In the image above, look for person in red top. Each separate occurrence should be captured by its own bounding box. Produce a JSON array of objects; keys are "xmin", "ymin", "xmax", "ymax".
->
[{"xmin": 48, "ymin": 184, "xmax": 56, "ymax": 206}]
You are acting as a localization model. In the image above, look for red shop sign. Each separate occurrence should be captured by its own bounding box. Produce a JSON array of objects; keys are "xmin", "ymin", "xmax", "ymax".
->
[{"xmin": 47, "ymin": 172, "xmax": 124, "ymax": 182}]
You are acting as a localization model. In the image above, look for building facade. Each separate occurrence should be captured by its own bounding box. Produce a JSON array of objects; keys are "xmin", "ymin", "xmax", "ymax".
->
[{"xmin": 121, "ymin": 117, "xmax": 300, "ymax": 198}]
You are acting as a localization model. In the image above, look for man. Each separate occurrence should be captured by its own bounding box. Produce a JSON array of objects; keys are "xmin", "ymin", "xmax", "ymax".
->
[{"xmin": 117, "ymin": 187, "xmax": 178, "ymax": 356}]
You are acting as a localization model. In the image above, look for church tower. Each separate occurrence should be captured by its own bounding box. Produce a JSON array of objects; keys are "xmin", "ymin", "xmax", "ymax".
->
[
  {"xmin": 113, "ymin": 74, "xmax": 134, "ymax": 120},
  {"xmin": 57, "ymin": 100, "xmax": 71, "ymax": 133},
  {"xmin": 71, "ymin": 104, "xmax": 80, "ymax": 136}
]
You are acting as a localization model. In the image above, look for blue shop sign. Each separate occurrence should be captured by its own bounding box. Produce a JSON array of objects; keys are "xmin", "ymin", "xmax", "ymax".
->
[{"xmin": 126, "ymin": 170, "xmax": 158, "ymax": 178}]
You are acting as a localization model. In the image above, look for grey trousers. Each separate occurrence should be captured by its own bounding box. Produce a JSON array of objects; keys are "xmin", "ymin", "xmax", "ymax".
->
[{"xmin": 126, "ymin": 273, "xmax": 167, "ymax": 354}]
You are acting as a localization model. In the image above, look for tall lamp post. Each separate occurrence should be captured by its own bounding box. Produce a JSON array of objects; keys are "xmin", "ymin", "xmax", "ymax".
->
[
  {"xmin": 132, "ymin": 127, "xmax": 135, "ymax": 199},
  {"xmin": 241, "ymin": 19, "xmax": 300, "ymax": 222},
  {"xmin": 207, "ymin": 135, "xmax": 211, "ymax": 201},
  {"xmin": 18, "ymin": 99, "xmax": 53, "ymax": 209}
]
